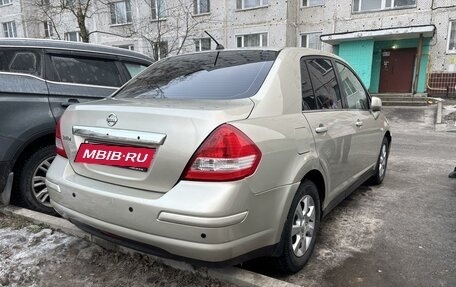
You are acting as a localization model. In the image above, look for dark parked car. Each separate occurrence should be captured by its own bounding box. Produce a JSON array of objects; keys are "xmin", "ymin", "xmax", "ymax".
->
[{"xmin": 0, "ymin": 39, "xmax": 153, "ymax": 214}]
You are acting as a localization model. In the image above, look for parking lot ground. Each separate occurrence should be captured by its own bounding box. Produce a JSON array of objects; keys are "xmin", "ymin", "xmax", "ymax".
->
[
  {"xmin": 246, "ymin": 106, "xmax": 456, "ymax": 287},
  {"xmin": 1, "ymin": 206, "xmax": 299, "ymax": 287},
  {"xmin": 1, "ymin": 105, "xmax": 455, "ymax": 287},
  {"xmin": 0, "ymin": 212, "xmax": 239, "ymax": 287}
]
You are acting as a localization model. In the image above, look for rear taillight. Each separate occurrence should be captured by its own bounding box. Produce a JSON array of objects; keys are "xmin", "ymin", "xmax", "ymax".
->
[
  {"xmin": 182, "ymin": 124, "xmax": 262, "ymax": 181},
  {"xmin": 55, "ymin": 118, "xmax": 67, "ymax": 158}
]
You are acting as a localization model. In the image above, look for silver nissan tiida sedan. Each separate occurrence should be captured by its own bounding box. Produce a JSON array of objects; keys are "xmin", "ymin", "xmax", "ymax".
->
[{"xmin": 46, "ymin": 48, "xmax": 391, "ymax": 273}]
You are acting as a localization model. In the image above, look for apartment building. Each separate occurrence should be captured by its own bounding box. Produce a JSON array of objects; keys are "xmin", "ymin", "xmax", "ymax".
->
[
  {"xmin": 1, "ymin": 0, "xmax": 455, "ymax": 95},
  {"xmin": 297, "ymin": 0, "xmax": 456, "ymax": 95}
]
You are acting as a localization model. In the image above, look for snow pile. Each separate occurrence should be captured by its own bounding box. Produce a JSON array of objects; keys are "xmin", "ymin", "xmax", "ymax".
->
[
  {"xmin": 0, "ymin": 226, "xmax": 95, "ymax": 287},
  {"xmin": 0, "ymin": 224, "xmax": 233, "ymax": 287}
]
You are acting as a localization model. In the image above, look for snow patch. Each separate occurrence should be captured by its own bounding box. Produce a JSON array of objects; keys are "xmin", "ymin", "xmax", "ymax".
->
[{"xmin": 0, "ymin": 227, "xmax": 82, "ymax": 287}]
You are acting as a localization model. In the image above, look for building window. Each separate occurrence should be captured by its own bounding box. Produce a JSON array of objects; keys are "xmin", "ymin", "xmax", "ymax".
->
[
  {"xmin": 44, "ymin": 21, "xmax": 54, "ymax": 38},
  {"xmin": 302, "ymin": 0, "xmax": 324, "ymax": 7},
  {"xmin": 448, "ymin": 21, "xmax": 456, "ymax": 52},
  {"xmin": 153, "ymin": 40, "xmax": 168, "ymax": 60},
  {"xmin": 0, "ymin": 0, "xmax": 12, "ymax": 5},
  {"xmin": 65, "ymin": 0, "xmax": 91, "ymax": 6},
  {"xmin": 236, "ymin": 0, "xmax": 268, "ymax": 10},
  {"xmin": 195, "ymin": 38, "xmax": 211, "ymax": 51},
  {"xmin": 353, "ymin": 0, "xmax": 416, "ymax": 12},
  {"xmin": 301, "ymin": 33, "xmax": 322, "ymax": 50},
  {"xmin": 151, "ymin": 0, "xmax": 166, "ymax": 19},
  {"xmin": 193, "ymin": 0, "xmax": 209, "ymax": 14},
  {"xmin": 236, "ymin": 33, "xmax": 268, "ymax": 48},
  {"xmin": 64, "ymin": 31, "xmax": 82, "ymax": 42},
  {"xmin": 2, "ymin": 21, "xmax": 17, "ymax": 38},
  {"xmin": 110, "ymin": 0, "xmax": 132, "ymax": 24}
]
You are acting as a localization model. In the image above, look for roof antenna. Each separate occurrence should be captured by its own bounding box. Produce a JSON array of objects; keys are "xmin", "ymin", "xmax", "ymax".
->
[{"xmin": 204, "ymin": 31, "xmax": 224, "ymax": 50}]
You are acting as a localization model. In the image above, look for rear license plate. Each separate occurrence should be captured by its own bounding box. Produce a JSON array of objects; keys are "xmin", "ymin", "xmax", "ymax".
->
[{"xmin": 74, "ymin": 143, "xmax": 155, "ymax": 172}]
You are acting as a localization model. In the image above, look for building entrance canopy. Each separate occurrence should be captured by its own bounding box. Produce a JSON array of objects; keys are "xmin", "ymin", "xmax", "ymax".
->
[
  {"xmin": 320, "ymin": 25, "xmax": 435, "ymax": 45},
  {"xmin": 320, "ymin": 25, "xmax": 435, "ymax": 94}
]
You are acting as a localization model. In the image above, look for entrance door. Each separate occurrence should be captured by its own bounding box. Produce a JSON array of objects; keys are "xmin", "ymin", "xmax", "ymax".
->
[{"xmin": 379, "ymin": 48, "xmax": 416, "ymax": 93}]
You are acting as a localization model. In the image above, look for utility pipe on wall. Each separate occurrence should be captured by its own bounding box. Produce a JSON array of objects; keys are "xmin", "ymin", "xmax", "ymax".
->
[{"xmin": 413, "ymin": 33, "xmax": 424, "ymax": 94}]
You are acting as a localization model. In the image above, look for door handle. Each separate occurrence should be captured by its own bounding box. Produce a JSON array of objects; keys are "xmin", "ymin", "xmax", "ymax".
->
[
  {"xmin": 61, "ymin": 98, "xmax": 80, "ymax": 107},
  {"xmin": 315, "ymin": 125, "xmax": 328, "ymax": 134},
  {"xmin": 356, "ymin": 119, "xmax": 363, "ymax": 127}
]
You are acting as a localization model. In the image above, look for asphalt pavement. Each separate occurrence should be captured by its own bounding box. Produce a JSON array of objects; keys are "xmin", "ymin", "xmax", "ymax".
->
[
  {"xmin": 248, "ymin": 105, "xmax": 456, "ymax": 287},
  {"xmin": 322, "ymin": 106, "xmax": 456, "ymax": 286},
  {"xmin": 2, "ymin": 105, "xmax": 455, "ymax": 287}
]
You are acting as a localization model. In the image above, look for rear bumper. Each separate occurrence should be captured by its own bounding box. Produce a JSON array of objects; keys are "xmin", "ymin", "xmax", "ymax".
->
[
  {"xmin": 46, "ymin": 155, "xmax": 298, "ymax": 262},
  {"xmin": 53, "ymin": 201, "xmax": 277, "ymax": 266}
]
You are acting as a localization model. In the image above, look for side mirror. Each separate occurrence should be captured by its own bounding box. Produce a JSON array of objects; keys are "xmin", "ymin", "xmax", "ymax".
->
[{"xmin": 371, "ymin": 96, "xmax": 382, "ymax": 112}]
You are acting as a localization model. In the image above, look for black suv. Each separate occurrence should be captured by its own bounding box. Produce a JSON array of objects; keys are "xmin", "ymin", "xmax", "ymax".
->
[{"xmin": 0, "ymin": 39, "xmax": 153, "ymax": 214}]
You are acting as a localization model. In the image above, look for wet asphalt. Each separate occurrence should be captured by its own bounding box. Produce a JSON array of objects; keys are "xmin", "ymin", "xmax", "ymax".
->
[{"xmin": 247, "ymin": 106, "xmax": 456, "ymax": 287}]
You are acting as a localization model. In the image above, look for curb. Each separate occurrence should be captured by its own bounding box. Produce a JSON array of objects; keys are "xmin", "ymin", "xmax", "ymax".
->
[{"xmin": 0, "ymin": 205, "xmax": 300, "ymax": 287}]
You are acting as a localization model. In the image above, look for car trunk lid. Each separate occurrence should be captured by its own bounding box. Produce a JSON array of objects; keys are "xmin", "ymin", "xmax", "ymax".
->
[{"xmin": 61, "ymin": 98, "xmax": 254, "ymax": 192}]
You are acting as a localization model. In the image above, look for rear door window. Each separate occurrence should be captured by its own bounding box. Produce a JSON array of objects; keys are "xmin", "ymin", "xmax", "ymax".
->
[
  {"xmin": 300, "ymin": 57, "xmax": 317, "ymax": 111},
  {"xmin": 306, "ymin": 58, "xmax": 343, "ymax": 110},
  {"xmin": 50, "ymin": 55, "xmax": 122, "ymax": 87},
  {"xmin": 114, "ymin": 50, "xmax": 277, "ymax": 100},
  {"xmin": 0, "ymin": 49, "xmax": 41, "ymax": 77}
]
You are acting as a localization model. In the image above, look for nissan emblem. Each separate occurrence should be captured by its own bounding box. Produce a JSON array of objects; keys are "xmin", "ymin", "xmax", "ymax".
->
[{"xmin": 106, "ymin": 113, "xmax": 118, "ymax": 127}]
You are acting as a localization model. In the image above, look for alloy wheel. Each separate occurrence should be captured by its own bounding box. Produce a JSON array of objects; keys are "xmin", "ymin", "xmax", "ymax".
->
[
  {"xmin": 378, "ymin": 143, "xmax": 387, "ymax": 178},
  {"xmin": 31, "ymin": 156, "xmax": 55, "ymax": 207},
  {"xmin": 291, "ymin": 195, "xmax": 316, "ymax": 257}
]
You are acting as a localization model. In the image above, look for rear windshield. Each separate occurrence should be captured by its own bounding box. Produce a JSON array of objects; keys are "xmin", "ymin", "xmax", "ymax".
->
[{"xmin": 113, "ymin": 50, "xmax": 278, "ymax": 100}]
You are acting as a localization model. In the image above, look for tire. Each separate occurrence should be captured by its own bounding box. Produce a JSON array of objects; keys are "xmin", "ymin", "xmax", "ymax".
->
[
  {"xmin": 274, "ymin": 180, "xmax": 321, "ymax": 274},
  {"xmin": 369, "ymin": 137, "xmax": 389, "ymax": 185},
  {"xmin": 15, "ymin": 145, "xmax": 57, "ymax": 215}
]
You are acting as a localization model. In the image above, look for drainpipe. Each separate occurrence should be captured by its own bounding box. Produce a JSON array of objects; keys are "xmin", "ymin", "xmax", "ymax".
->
[
  {"xmin": 19, "ymin": 0, "xmax": 28, "ymax": 37},
  {"xmin": 413, "ymin": 33, "xmax": 424, "ymax": 95},
  {"xmin": 224, "ymin": 0, "xmax": 228, "ymax": 47}
]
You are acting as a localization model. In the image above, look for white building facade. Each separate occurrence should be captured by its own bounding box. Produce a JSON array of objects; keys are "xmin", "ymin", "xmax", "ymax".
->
[{"xmin": 1, "ymin": 0, "xmax": 456, "ymax": 95}]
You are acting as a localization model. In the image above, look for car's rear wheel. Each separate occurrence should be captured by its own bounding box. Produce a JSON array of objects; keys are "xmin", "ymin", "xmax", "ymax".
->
[
  {"xmin": 274, "ymin": 180, "xmax": 321, "ymax": 274},
  {"xmin": 369, "ymin": 137, "xmax": 389, "ymax": 185},
  {"xmin": 16, "ymin": 145, "xmax": 57, "ymax": 215}
]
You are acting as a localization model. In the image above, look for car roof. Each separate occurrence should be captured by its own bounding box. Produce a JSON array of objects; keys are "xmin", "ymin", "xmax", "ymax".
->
[
  {"xmin": 279, "ymin": 47, "xmax": 347, "ymax": 62},
  {"xmin": 0, "ymin": 38, "xmax": 153, "ymax": 63},
  {"xmin": 154, "ymin": 47, "xmax": 344, "ymax": 64}
]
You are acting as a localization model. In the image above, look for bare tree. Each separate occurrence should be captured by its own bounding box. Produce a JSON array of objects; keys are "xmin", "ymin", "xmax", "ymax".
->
[
  {"xmin": 23, "ymin": 0, "xmax": 215, "ymax": 58},
  {"xmin": 25, "ymin": 0, "xmax": 110, "ymax": 42},
  {"xmin": 64, "ymin": 0, "xmax": 93, "ymax": 42},
  {"xmin": 128, "ymin": 0, "xmax": 215, "ymax": 59},
  {"xmin": 23, "ymin": 0, "xmax": 63, "ymax": 39}
]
